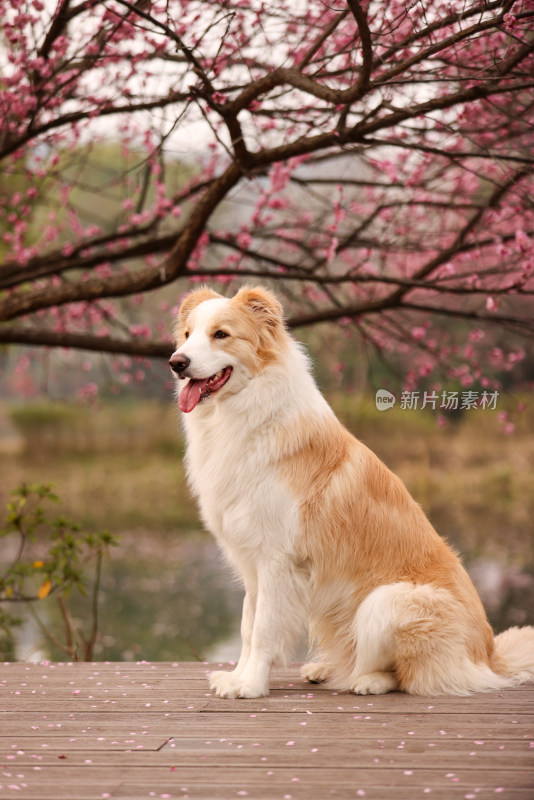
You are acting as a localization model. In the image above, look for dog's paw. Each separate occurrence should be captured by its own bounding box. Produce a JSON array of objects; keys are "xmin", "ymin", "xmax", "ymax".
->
[
  {"xmin": 209, "ymin": 670, "xmax": 269, "ymax": 699},
  {"xmin": 301, "ymin": 662, "xmax": 332, "ymax": 684},
  {"xmin": 350, "ymin": 671, "xmax": 397, "ymax": 695}
]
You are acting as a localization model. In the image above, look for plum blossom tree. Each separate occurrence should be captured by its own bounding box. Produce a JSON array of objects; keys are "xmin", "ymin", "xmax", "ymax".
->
[{"xmin": 0, "ymin": 0, "xmax": 533, "ymax": 392}]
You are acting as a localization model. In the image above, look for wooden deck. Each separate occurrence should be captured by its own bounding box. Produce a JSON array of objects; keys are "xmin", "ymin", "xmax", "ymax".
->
[{"xmin": 1, "ymin": 662, "xmax": 533, "ymax": 799}]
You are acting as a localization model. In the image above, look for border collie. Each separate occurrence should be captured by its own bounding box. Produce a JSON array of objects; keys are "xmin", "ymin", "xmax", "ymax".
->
[{"xmin": 169, "ymin": 285, "xmax": 534, "ymax": 698}]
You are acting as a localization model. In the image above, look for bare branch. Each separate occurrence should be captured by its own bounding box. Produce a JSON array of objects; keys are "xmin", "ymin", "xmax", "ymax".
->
[
  {"xmin": 0, "ymin": 325, "xmax": 172, "ymax": 357},
  {"xmin": 345, "ymin": 0, "xmax": 373, "ymax": 96}
]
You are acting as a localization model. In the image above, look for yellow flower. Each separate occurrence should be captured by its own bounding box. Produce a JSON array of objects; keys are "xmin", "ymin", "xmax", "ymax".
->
[
  {"xmin": 38, "ymin": 580, "xmax": 52, "ymax": 600},
  {"xmin": 33, "ymin": 560, "xmax": 44, "ymax": 568}
]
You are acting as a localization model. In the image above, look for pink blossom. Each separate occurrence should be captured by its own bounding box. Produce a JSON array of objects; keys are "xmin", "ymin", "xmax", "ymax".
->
[
  {"xmin": 236, "ymin": 231, "xmax": 252, "ymax": 249},
  {"xmin": 515, "ymin": 229, "xmax": 530, "ymax": 252},
  {"xmin": 468, "ymin": 329, "xmax": 484, "ymax": 343},
  {"xmin": 77, "ymin": 383, "xmax": 98, "ymax": 402},
  {"xmin": 129, "ymin": 324, "xmax": 151, "ymax": 339},
  {"xmin": 325, "ymin": 237, "xmax": 339, "ymax": 265},
  {"xmin": 419, "ymin": 362, "xmax": 433, "ymax": 377},
  {"xmin": 503, "ymin": 13, "xmax": 517, "ymax": 29}
]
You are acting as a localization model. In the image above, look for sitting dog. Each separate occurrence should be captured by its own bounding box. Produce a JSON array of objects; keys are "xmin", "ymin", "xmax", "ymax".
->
[{"xmin": 169, "ymin": 285, "xmax": 534, "ymax": 698}]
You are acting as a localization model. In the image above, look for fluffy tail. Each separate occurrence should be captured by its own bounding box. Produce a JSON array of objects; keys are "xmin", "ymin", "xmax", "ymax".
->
[{"xmin": 493, "ymin": 625, "xmax": 534, "ymax": 686}]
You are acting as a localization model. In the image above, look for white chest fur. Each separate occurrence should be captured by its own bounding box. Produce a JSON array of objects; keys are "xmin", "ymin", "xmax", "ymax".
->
[{"xmin": 182, "ymin": 388, "xmax": 299, "ymax": 564}]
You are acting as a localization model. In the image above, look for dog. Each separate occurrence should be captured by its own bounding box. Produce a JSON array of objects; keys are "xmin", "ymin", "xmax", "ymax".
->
[{"xmin": 169, "ymin": 285, "xmax": 534, "ymax": 698}]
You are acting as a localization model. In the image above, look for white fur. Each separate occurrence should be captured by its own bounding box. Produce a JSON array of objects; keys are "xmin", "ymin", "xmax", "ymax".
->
[{"xmin": 173, "ymin": 300, "xmax": 325, "ymax": 697}]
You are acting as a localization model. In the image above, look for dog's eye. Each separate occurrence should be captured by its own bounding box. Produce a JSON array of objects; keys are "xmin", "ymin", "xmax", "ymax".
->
[
  {"xmin": 214, "ymin": 330, "xmax": 229, "ymax": 340},
  {"xmin": 184, "ymin": 331, "xmax": 190, "ymax": 339}
]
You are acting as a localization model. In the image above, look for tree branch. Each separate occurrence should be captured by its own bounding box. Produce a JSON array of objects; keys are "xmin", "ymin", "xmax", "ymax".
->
[
  {"xmin": 346, "ymin": 0, "xmax": 373, "ymax": 96},
  {"xmin": 0, "ymin": 325, "xmax": 173, "ymax": 357},
  {"xmin": 287, "ymin": 299, "xmax": 534, "ymax": 332}
]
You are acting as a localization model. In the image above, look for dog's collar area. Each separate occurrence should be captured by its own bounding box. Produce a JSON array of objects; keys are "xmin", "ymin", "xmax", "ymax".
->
[{"xmin": 178, "ymin": 366, "xmax": 233, "ymax": 413}]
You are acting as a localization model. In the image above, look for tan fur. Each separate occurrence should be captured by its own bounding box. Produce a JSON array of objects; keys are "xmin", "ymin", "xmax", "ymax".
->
[{"xmin": 275, "ymin": 410, "xmax": 497, "ymax": 691}]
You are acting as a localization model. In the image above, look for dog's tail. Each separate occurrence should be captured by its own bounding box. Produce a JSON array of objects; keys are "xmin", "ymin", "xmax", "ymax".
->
[{"xmin": 492, "ymin": 626, "xmax": 534, "ymax": 686}]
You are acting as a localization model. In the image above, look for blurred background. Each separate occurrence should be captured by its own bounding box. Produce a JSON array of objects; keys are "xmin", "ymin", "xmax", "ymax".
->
[{"xmin": 1, "ymin": 355, "xmax": 533, "ymax": 663}]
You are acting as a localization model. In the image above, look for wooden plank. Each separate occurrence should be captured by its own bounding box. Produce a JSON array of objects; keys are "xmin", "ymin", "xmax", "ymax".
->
[
  {"xmin": 2, "ymin": 763, "xmax": 534, "ymax": 784},
  {"xmin": 0, "ymin": 662, "xmax": 212, "ymax": 679},
  {"xmin": 0, "ymin": 699, "xmax": 211, "ymax": 713},
  {"xmin": 2, "ymin": 781, "xmax": 533, "ymax": 800},
  {"xmin": 3, "ymin": 688, "xmax": 533, "ymax": 715},
  {"xmin": 2, "ymin": 712, "xmax": 532, "ymax": 743},
  {"xmin": 111, "ymin": 784, "xmax": 534, "ymax": 800},
  {"xmin": 0, "ymin": 734, "xmax": 169, "ymax": 751},
  {"xmin": 1, "ymin": 766, "xmax": 533, "ymax": 794},
  {"xmin": 1, "ymin": 788, "xmax": 532, "ymax": 800},
  {"xmin": 1, "ymin": 784, "xmax": 532, "ymax": 800},
  {"xmin": 174, "ymin": 709, "xmax": 534, "ymax": 733},
  {"xmin": 4, "ymin": 740, "xmax": 533, "ymax": 771},
  {"xmin": 1, "ymin": 718, "xmax": 531, "ymax": 739}
]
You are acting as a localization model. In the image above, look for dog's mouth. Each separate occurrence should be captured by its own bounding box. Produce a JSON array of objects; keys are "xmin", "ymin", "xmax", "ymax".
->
[{"xmin": 178, "ymin": 367, "xmax": 233, "ymax": 413}]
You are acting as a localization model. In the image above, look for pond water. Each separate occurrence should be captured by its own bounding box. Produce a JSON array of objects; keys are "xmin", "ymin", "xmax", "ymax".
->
[{"xmin": 11, "ymin": 532, "xmax": 534, "ymax": 663}]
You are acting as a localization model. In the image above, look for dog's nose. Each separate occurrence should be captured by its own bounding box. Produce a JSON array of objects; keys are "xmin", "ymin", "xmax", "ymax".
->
[{"xmin": 169, "ymin": 353, "xmax": 191, "ymax": 375}]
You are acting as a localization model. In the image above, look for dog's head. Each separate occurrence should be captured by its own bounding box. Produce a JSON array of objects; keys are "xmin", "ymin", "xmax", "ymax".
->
[{"xmin": 169, "ymin": 286, "xmax": 286, "ymax": 412}]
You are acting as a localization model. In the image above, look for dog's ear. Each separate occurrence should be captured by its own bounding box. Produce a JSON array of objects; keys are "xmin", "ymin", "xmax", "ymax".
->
[
  {"xmin": 177, "ymin": 287, "xmax": 222, "ymax": 328},
  {"xmin": 233, "ymin": 286, "xmax": 283, "ymax": 330}
]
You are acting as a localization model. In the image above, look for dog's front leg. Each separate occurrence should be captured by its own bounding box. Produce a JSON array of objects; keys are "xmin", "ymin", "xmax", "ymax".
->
[
  {"xmin": 210, "ymin": 562, "xmax": 302, "ymax": 698},
  {"xmin": 233, "ymin": 590, "xmax": 256, "ymax": 677}
]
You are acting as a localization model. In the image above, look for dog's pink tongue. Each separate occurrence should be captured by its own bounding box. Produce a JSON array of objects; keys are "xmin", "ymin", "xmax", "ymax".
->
[{"xmin": 178, "ymin": 378, "xmax": 209, "ymax": 413}]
